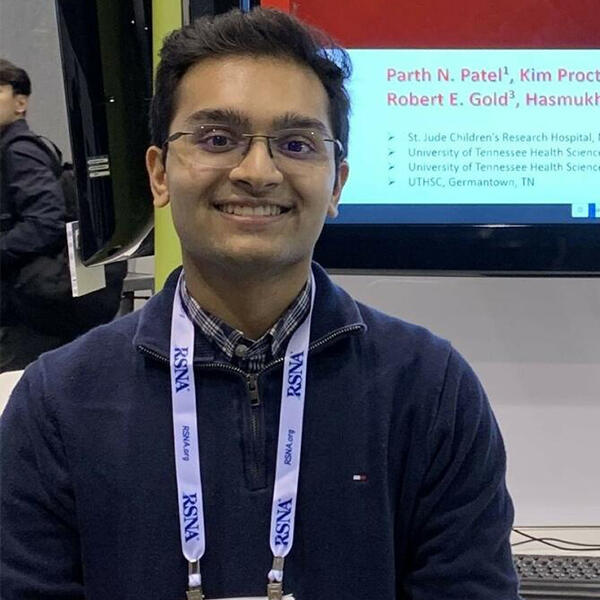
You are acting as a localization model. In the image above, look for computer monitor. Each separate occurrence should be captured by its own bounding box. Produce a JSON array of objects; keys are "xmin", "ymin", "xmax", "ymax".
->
[{"xmin": 308, "ymin": 1, "xmax": 600, "ymax": 274}]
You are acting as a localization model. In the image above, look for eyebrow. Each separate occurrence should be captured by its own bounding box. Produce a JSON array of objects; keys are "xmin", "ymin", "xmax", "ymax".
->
[
  {"xmin": 183, "ymin": 109, "xmax": 331, "ymax": 136},
  {"xmin": 184, "ymin": 108, "xmax": 248, "ymax": 129},
  {"xmin": 271, "ymin": 112, "xmax": 330, "ymax": 135}
]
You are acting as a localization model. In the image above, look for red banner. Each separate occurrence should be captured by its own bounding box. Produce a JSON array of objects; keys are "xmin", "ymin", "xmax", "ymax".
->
[{"xmin": 293, "ymin": 0, "xmax": 600, "ymax": 48}]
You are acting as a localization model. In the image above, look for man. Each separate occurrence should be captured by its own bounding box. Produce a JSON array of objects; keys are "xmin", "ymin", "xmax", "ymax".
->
[
  {"xmin": 0, "ymin": 9, "xmax": 521, "ymax": 599},
  {"xmin": 0, "ymin": 60, "xmax": 67, "ymax": 370},
  {"xmin": 0, "ymin": 59, "xmax": 126, "ymax": 372}
]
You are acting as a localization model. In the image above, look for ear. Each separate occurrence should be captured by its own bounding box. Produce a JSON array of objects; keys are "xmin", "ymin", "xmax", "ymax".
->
[
  {"xmin": 327, "ymin": 160, "xmax": 349, "ymax": 219},
  {"xmin": 14, "ymin": 94, "xmax": 28, "ymax": 115},
  {"xmin": 146, "ymin": 145, "xmax": 169, "ymax": 207}
]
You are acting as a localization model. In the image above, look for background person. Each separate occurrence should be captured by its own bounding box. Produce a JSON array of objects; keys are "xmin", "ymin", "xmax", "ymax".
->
[
  {"xmin": 0, "ymin": 59, "xmax": 125, "ymax": 372},
  {"xmin": 0, "ymin": 59, "xmax": 66, "ymax": 370}
]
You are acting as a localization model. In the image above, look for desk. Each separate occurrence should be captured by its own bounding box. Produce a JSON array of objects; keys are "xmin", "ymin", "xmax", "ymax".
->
[
  {"xmin": 512, "ymin": 527, "xmax": 600, "ymax": 599},
  {"xmin": 119, "ymin": 273, "xmax": 154, "ymax": 314}
]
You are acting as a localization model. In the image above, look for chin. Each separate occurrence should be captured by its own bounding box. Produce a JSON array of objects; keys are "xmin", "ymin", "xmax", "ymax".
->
[
  {"xmin": 229, "ymin": 252, "xmax": 296, "ymax": 269},
  {"xmin": 209, "ymin": 248, "xmax": 306, "ymax": 273}
]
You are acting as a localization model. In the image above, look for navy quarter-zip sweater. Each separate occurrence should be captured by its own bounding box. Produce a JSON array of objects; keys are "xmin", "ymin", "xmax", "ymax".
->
[{"xmin": 0, "ymin": 264, "xmax": 521, "ymax": 599}]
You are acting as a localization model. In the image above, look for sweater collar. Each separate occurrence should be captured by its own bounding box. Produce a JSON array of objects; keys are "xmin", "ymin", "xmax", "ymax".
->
[{"xmin": 133, "ymin": 262, "xmax": 366, "ymax": 364}]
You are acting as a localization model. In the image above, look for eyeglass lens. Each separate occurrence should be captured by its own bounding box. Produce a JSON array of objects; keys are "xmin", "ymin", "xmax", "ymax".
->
[{"xmin": 171, "ymin": 125, "xmax": 337, "ymax": 170}]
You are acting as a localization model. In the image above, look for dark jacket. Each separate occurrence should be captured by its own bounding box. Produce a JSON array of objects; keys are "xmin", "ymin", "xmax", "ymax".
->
[
  {"xmin": 0, "ymin": 119, "xmax": 126, "ymax": 340},
  {"xmin": 0, "ymin": 264, "xmax": 521, "ymax": 600},
  {"xmin": 0, "ymin": 119, "xmax": 65, "ymax": 277}
]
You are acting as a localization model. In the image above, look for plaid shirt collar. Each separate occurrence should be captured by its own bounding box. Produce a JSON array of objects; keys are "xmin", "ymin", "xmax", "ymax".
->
[{"xmin": 178, "ymin": 272, "xmax": 311, "ymax": 369}]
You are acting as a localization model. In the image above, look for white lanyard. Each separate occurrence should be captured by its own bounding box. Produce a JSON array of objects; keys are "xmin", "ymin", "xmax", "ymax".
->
[{"xmin": 170, "ymin": 273, "xmax": 315, "ymax": 599}]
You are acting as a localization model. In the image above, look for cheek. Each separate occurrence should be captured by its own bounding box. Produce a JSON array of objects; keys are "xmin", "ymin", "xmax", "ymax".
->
[
  {"xmin": 292, "ymin": 169, "xmax": 337, "ymax": 214},
  {"xmin": 167, "ymin": 167, "xmax": 219, "ymax": 217}
]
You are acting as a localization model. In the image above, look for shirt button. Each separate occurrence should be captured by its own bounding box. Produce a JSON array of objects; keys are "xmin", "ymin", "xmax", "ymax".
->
[{"xmin": 234, "ymin": 344, "xmax": 249, "ymax": 358}]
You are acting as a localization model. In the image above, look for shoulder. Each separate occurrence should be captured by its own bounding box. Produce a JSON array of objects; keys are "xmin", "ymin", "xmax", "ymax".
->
[
  {"xmin": 31, "ymin": 277, "xmax": 175, "ymax": 379},
  {"xmin": 23, "ymin": 270, "xmax": 177, "ymax": 394},
  {"xmin": 355, "ymin": 299, "xmax": 454, "ymax": 372},
  {"xmin": 351, "ymin": 301, "xmax": 496, "ymax": 452},
  {"xmin": 49, "ymin": 307, "xmax": 141, "ymax": 363},
  {"xmin": 3, "ymin": 132, "xmax": 56, "ymax": 170},
  {"xmin": 20, "ymin": 309, "xmax": 144, "ymax": 405},
  {"xmin": 313, "ymin": 264, "xmax": 452, "ymax": 373},
  {"xmin": 349, "ymin": 298, "xmax": 486, "ymax": 424},
  {"xmin": 2, "ymin": 286, "xmax": 175, "ymax": 441}
]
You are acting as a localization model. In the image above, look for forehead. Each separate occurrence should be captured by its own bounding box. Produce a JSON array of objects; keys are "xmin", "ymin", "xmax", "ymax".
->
[{"xmin": 171, "ymin": 56, "xmax": 332, "ymax": 132}]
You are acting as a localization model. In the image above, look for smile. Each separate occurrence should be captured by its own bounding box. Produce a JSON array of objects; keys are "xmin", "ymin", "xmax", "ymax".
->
[{"xmin": 214, "ymin": 204, "xmax": 291, "ymax": 217}]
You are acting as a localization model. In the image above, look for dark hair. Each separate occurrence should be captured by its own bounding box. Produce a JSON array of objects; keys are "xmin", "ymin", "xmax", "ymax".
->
[
  {"xmin": 0, "ymin": 59, "xmax": 31, "ymax": 96},
  {"xmin": 150, "ymin": 8, "xmax": 351, "ymax": 159}
]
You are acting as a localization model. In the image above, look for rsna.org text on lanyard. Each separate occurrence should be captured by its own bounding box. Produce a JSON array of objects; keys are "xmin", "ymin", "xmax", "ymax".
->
[{"xmin": 170, "ymin": 272, "xmax": 315, "ymax": 600}]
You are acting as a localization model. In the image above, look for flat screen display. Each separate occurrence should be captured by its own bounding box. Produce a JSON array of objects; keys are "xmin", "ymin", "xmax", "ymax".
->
[
  {"xmin": 299, "ymin": 0, "xmax": 600, "ymax": 274},
  {"xmin": 339, "ymin": 49, "xmax": 600, "ymax": 226}
]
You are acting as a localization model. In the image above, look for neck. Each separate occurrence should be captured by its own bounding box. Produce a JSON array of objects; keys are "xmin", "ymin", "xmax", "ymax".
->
[
  {"xmin": 182, "ymin": 257, "xmax": 311, "ymax": 340},
  {"xmin": 0, "ymin": 117, "xmax": 23, "ymax": 134}
]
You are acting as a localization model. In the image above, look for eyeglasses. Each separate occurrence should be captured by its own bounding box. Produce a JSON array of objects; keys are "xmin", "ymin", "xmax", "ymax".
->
[{"xmin": 162, "ymin": 124, "xmax": 344, "ymax": 172}]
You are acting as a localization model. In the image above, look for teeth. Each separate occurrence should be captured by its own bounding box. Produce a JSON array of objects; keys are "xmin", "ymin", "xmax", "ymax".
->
[{"xmin": 218, "ymin": 204, "xmax": 284, "ymax": 216}]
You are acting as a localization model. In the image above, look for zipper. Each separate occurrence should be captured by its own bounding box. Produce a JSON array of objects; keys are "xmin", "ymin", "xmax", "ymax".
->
[
  {"xmin": 139, "ymin": 345, "xmax": 265, "ymax": 485},
  {"xmin": 137, "ymin": 323, "xmax": 364, "ymax": 373},
  {"xmin": 138, "ymin": 323, "xmax": 362, "ymax": 488},
  {"xmin": 139, "ymin": 345, "xmax": 246, "ymax": 377},
  {"xmin": 137, "ymin": 345, "xmax": 170, "ymax": 365},
  {"xmin": 246, "ymin": 373, "xmax": 260, "ymax": 407},
  {"xmin": 308, "ymin": 324, "xmax": 364, "ymax": 353},
  {"xmin": 246, "ymin": 373, "xmax": 261, "ymax": 483},
  {"xmin": 254, "ymin": 323, "xmax": 364, "ymax": 375}
]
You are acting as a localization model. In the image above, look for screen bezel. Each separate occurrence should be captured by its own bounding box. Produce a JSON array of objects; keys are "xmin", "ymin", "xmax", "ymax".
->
[
  {"xmin": 314, "ymin": 223, "xmax": 600, "ymax": 275},
  {"xmin": 316, "ymin": 45, "xmax": 600, "ymax": 276}
]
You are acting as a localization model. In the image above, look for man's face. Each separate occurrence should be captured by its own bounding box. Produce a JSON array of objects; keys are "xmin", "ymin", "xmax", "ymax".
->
[
  {"xmin": 0, "ymin": 84, "xmax": 27, "ymax": 128},
  {"xmin": 147, "ymin": 56, "xmax": 348, "ymax": 276}
]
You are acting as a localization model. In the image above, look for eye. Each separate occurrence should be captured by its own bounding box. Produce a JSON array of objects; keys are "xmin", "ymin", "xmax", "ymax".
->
[
  {"xmin": 206, "ymin": 134, "xmax": 231, "ymax": 148},
  {"xmin": 284, "ymin": 139, "xmax": 312, "ymax": 153},
  {"xmin": 191, "ymin": 128, "xmax": 240, "ymax": 153},
  {"xmin": 276, "ymin": 134, "xmax": 317, "ymax": 157}
]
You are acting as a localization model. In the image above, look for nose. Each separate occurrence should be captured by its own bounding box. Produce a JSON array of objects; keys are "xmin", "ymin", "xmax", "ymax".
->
[{"xmin": 228, "ymin": 135, "xmax": 284, "ymax": 192}]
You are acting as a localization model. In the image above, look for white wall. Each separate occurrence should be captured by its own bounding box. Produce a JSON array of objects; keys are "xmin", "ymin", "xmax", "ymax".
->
[
  {"xmin": 333, "ymin": 274, "xmax": 600, "ymax": 526},
  {"xmin": 0, "ymin": 0, "xmax": 71, "ymax": 160}
]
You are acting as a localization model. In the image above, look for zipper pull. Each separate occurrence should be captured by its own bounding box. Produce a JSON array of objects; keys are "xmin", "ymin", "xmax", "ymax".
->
[{"xmin": 247, "ymin": 374, "xmax": 260, "ymax": 407}]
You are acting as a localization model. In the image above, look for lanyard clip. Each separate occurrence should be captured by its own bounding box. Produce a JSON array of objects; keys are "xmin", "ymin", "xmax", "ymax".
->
[
  {"xmin": 267, "ymin": 556, "xmax": 285, "ymax": 600},
  {"xmin": 267, "ymin": 581, "xmax": 283, "ymax": 600},
  {"xmin": 187, "ymin": 560, "xmax": 204, "ymax": 599}
]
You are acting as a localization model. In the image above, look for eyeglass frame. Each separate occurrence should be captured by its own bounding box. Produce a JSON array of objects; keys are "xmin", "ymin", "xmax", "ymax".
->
[{"xmin": 161, "ymin": 128, "xmax": 345, "ymax": 168}]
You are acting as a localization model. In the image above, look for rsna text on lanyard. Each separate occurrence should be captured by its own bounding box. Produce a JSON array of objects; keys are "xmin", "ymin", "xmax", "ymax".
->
[{"xmin": 170, "ymin": 272, "xmax": 315, "ymax": 600}]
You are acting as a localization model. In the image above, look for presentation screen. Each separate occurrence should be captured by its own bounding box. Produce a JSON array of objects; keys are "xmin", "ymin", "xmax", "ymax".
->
[
  {"xmin": 340, "ymin": 49, "xmax": 600, "ymax": 225},
  {"xmin": 300, "ymin": 0, "xmax": 600, "ymax": 273}
]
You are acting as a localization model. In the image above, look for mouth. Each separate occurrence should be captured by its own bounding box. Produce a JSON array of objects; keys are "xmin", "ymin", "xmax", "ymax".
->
[{"xmin": 213, "ymin": 203, "xmax": 292, "ymax": 217}]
